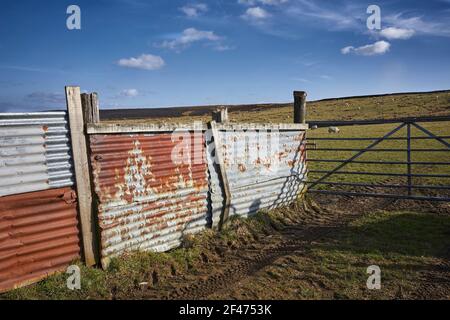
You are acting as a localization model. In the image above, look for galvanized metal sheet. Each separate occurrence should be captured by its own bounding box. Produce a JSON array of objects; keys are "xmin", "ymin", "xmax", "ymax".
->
[
  {"xmin": 89, "ymin": 133, "xmax": 209, "ymax": 267},
  {"xmin": 207, "ymin": 129, "xmax": 307, "ymax": 225},
  {"xmin": 0, "ymin": 187, "xmax": 81, "ymax": 293},
  {"xmin": 0, "ymin": 112, "xmax": 74, "ymax": 197}
]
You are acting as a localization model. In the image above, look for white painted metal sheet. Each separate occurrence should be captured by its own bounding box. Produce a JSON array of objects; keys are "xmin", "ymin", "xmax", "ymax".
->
[{"xmin": 0, "ymin": 112, "xmax": 74, "ymax": 197}]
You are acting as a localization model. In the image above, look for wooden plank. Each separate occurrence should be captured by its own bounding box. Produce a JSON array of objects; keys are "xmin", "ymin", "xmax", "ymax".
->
[
  {"xmin": 86, "ymin": 122, "xmax": 308, "ymax": 134},
  {"xmin": 216, "ymin": 123, "xmax": 309, "ymax": 131},
  {"xmin": 87, "ymin": 123, "xmax": 209, "ymax": 134},
  {"xmin": 209, "ymin": 121, "xmax": 231, "ymax": 230},
  {"xmin": 65, "ymin": 86, "xmax": 98, "ymax": 266}
]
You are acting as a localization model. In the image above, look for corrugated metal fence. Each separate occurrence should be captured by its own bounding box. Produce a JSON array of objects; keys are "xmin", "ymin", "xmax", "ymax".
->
[
  {"xmin": 89, "ymin": 132, "xmax": 209, "ymax": 268},
  {"xmin": 86, "ymin": 123, "xmax": 308, "ymax": 267},
  {"xmin": 0, "ymin": 93, "xmax": 308, "ymax": 291},
  {"xmin": 207, "ymin": 127, "xmax": 307, "ymax": 226},
  {"xmin": 0, "ymin": 113, "xmax": 74, "ymax": 196},
  {"xmin": 0, "ymin": 112, "xmax": 81, "ymax": 293}
]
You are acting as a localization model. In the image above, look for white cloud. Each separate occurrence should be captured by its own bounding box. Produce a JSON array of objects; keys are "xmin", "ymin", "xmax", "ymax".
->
[
  {"xmin": 385, "ymin": 13, "xmax": 450, "ymax": 37},
  {"xmin": 319, "ymin": 75, "xmax": 332, "ymax": 80},
  {"xmin": 180, "ymin": 3, "xmax": 208, "ymax": 17},
  {"xmin": 285, "ymin": 0, "xmax": 361, "ymax": 31},
  {"xmin": 260, "ymin": 0, "xmax": 289, "ymax": 4},
  {"xmin": 242, "ymin": 7, "xmax": 270, "ymax": 20},
  {"xmin": 380, "ymin": 27, "xmax": 415, "ymax": 40},
  {"xmin": 120, "ymin": 89, "xmax": 139, "ymax": 97},
  {"xmin": 239, "ymin": 0, "xmax": 288, "ymax": 6},
  {"xmin": 159, "ymin": 28, "xmax": 221, "ymax": 51},
  {"xmin": 292, "ymin": 77, "xmax": 311, "ymax": 83},
  {"xmin": 213, "ymin": 44, "xmax": 235, "ymax": 51},
  {"xmin": 118, "ymin": 54, "xmax": 165, "ymax": 70},
  {"xmin": 341, "ymin": 41, "xmax": 391, "ymax": 56}
]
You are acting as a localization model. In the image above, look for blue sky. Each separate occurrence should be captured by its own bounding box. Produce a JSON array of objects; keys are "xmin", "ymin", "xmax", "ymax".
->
[{"xmin": 0, "ymin": 0, "xmax": 450, "ymax": 112}]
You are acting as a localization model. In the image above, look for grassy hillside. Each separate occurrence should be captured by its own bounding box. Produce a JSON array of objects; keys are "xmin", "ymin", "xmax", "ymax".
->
[{"xmin": 100, "ymin": 90, "xmax": 450, "ymax": 124}]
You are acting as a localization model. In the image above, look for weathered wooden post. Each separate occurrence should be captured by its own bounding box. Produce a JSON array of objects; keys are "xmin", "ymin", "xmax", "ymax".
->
[
  {"xmin": 210, "ymin": 106, "xmax": 230, "ymax": 230},
  {"xmin": 81, "ymin": 92, "xmax": 100, "ymax": 124},
  {"xmin": 212, "ymin": 107, "xmax": 229, "ymax": 123},
  {"xmin": 209, "ymin": 120, "xmax": 231, "ymax": 230},
  {"xmin": 294, "ymin": 91, "xmax": 307, "ymax": 124},
  {"xmin": 66, "ymin": 86, "xmax": 98, "ymax": 266}
]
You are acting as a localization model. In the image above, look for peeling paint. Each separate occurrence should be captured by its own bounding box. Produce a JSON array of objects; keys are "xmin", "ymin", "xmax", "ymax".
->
[
  {"xmin": 207, "ymin": 129, "xmax": 307, "ymax": 227},
  {"xmin": 89, "ymin": 133, "xmax": 209, "ymax": 267}
]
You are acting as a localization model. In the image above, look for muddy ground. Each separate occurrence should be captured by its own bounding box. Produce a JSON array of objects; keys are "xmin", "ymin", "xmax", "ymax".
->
[
  {"xmin": 3, "ymin": 188, "xmax": 450, "ymax": 300},
  {"xmin": 135, "ymin": 191, "xmax": 450, "ymax": 300}
]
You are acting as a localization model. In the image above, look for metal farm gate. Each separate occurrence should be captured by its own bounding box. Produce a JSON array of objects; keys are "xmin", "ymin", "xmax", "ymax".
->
[
  {"xmin": 306, "ymin": 116, "xmax": 450, "ymax": 202},
  {"xmin": 0, "ymin": 112, "xmax": 81, "ymax": 293}
]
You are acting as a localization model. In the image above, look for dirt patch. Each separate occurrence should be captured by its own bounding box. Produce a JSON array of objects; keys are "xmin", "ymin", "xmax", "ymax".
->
[
  {"xmin": 3, "ymin": 190, "xmax": 449, "ymax": 300},
  {"xmin": 132, "ymin": 194, "xmax": 450, "ymax": 300}
]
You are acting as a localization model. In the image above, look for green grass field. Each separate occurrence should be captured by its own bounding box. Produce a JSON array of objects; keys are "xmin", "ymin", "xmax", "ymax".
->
[{"xmin": 232, "ymin": 91, "xmax": 450, "ymax": 123}]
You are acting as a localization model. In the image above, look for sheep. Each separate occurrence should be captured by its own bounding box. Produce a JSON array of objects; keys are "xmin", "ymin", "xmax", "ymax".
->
[{"xmin": 328, "ymin": 126, "xmax": 340, "ymax": 134}]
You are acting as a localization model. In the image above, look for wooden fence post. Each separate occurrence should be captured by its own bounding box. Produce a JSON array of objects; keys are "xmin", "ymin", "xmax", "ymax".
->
[
  {"xmin": 212, "ymin": 107, "xmax": 229, "ymax": 123},
  {"xmin": 294, "ymin": 91, "xmax": 307, "ymax": 124},
  {"xmin": 66, "ymin": 86, "xmax": 98, "ymax": 266},
  {"xmin": 209, "ymin": 121, "xmax": 231, "ymax": 229},
  {"xmin": 81, "ymin": 93, "xmax": 100, "ymax": 124}
]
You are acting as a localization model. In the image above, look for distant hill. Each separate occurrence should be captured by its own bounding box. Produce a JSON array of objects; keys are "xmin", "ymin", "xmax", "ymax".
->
[{"xmin": 100, "ymin": 89, "xmax": 450, "ymax": 123}]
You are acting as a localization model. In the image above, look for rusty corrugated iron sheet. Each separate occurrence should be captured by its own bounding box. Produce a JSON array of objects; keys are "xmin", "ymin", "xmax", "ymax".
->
[
  {"xmin": 0, "ymin": 112, "xmax": 74, "ymax": 197},
  {"xmin": 0, "ymin": 187, "xmax": 81, "ymax": 293},
  {"xmin": 207, "ymin": 129, "xmax": 307, "ymax": 226},
  {"xmin": 89, "ymin": 133, "xmax": 209, "ymax": 267}
]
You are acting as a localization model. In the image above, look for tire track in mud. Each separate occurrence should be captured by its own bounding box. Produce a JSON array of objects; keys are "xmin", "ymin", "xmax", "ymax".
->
[
  {"xmin": 411, "ymin": 260, "xmax": 450, "ymax": 300},
  {"xmin": 156, "ymin": 196, "xmax": 398, "ymax": 300}
]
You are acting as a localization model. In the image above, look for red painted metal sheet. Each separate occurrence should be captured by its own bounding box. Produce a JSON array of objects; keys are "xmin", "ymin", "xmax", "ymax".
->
[
  {"xmin": 0, "ymin": 187, "xmax": 81, "ymax": 293},
  {"xmin": 90, "ymin": 133, "xmax": 209, "ymax": 268}
]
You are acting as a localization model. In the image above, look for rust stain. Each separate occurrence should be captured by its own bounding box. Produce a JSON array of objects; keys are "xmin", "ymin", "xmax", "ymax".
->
[
  {"xmin": 90, "ymin": 133, "xmax": 209, "ymax": 266},
  {"xmin": 91, "ymin": 135, "xmax": 207, "ymax": 202},
  {"xmin": 210, "ymin": 129, "xmax": 308, "ymax": 221},
  {"xmin": 294, "ymin": 133, "xmax": 305, "ymax": 141},
  {"xmin": 0, "ymin": 187, "xmax": 81, "ymax": 293}
]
